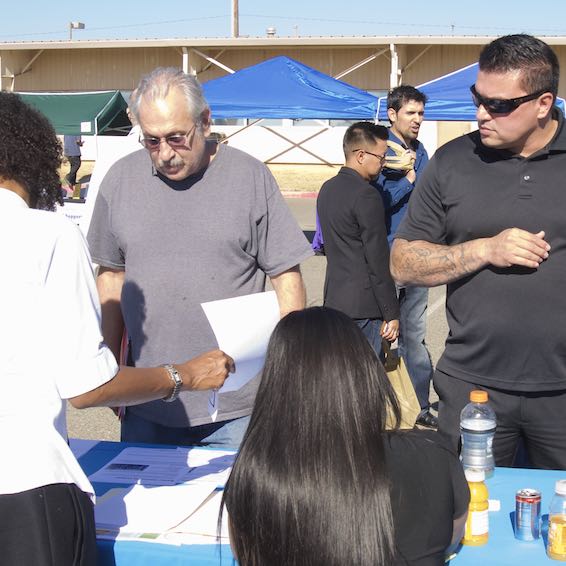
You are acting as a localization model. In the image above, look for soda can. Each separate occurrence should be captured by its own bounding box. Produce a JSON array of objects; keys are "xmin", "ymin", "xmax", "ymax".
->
[{"xmin": 515, "ymin": 488, "xmax": 541, "ymax": 541}]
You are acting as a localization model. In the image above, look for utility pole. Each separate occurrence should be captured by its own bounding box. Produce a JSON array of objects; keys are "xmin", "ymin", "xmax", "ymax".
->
[{"xmin": 232, "ymin": 0, "xmax": 239, "ymax": 38}]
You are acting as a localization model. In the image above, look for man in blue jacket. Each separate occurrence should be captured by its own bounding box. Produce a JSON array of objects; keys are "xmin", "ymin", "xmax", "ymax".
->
[{"xmin": 376, "ymin": 85, "xmax": 436, "ymax": 428}]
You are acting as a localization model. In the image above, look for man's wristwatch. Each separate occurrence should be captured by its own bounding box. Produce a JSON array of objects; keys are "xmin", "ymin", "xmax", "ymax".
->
[{"xmin": 162, "ymin": 364, "xmax": 183, "ymax": 402}]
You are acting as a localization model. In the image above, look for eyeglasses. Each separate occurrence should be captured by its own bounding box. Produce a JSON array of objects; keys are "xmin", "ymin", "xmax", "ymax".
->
[
  {"xmin": 140, "ymin": 124, "xmax": 197, "ymax": 151},
  {"xmin": 470, "ymin": 84, "xmax": 549, "ymax": 114},
  {"xmin": 352, "ymin": 149, "xmax": 386, "ymax": 164}
]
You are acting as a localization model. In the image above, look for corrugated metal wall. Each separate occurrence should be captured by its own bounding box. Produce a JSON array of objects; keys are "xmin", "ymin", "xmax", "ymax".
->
[{"xmin": 4, "ymin": 42, "xmax": 566, "ymax": 98}]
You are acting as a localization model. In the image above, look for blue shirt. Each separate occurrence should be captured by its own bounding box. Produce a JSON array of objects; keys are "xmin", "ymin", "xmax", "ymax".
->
[
  {"xmin": 63, "ymin": 135, "xmax": 82, "ymax": 157},
  {"xmin": 375, "ymin": 130, "xmax": 429, "ymax": 245}
]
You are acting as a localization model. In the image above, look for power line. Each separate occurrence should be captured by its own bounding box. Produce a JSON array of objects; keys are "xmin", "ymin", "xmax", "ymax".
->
[
  {"xmin": 1, "ymin": 12, "xmax": 566, "ymax": 41},
  {"xmin": 0, "ymin": 14, "xmax": 228, "ymax": 40},
  {"xmin": 241, "ymin": 13, "xmax": 566, "ymax": 35}
]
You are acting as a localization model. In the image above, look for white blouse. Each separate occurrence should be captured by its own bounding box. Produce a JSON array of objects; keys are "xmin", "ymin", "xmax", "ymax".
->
[{"xmin": 0, "ymin": 188, "xmax": 118, "ymax": 498}]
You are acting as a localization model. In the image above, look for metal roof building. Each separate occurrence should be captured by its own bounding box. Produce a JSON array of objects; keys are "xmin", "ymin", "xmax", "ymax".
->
[{"xmin": 2, "ymin": 34, "xmax": 566, "ymax": 96}]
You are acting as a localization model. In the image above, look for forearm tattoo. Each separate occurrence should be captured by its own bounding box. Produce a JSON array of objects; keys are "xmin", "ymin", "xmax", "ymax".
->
[{"xmin": 393, "ymin": 240, "xmax": 484, "ymax": 287}]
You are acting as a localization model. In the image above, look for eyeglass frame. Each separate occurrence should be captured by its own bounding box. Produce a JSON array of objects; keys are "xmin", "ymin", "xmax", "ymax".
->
[
  {"xmin": 139, "ymin": 123, "xmax": 198, "ymax": 151},
  {"xmin": 470, "ymin": 84, "xmax": 550, "ymax": 115},
  {"xmin": 352, "ymin": 148, "xmax": 387, "ymax": 164}
]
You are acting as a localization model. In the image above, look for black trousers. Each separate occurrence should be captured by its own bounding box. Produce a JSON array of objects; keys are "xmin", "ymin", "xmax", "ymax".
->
[
  {"xmin": 434, "ymin": 369, "xmax": 566, "ymax": 470},
  {"xmin": 0, "ymin": 483, "xmax": 97, "ymax": 566},
  {"xmin": 66, "ymin": 155, "xmax": 82, "ymax": 187}
]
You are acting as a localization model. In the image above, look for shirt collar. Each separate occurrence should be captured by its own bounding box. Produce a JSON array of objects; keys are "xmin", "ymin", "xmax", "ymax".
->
[
  {"xmin": 387, "ymin": 130, "xmax": 406, "ymax": 148},
  {"xmin": 0, "ymin": 188, "xmax": 29, "ymax": 209},
  {"xmin": 339, "ymin": 166, "xmax": 367, "ymax": 182},
  {"xmin": 387, "ymin": 129, "xmax": 421, "ymax": 152}
]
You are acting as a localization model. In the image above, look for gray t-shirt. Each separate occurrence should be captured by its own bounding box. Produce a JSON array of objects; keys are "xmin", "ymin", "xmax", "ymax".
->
[{"xmin": 88, "ymin": 144, "xmax": 313, "ymax": 426}]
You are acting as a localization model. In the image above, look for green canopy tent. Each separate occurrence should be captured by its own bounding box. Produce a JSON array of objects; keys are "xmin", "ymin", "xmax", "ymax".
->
[{"xmin": 18, "ymin": 90, "xmax": 131, "ymax": 136}]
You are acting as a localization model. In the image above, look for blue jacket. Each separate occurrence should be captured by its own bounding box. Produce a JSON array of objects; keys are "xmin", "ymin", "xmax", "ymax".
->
[{"xmin": 375, "ymin": 130, "xmax": 429, "ymax": 245}]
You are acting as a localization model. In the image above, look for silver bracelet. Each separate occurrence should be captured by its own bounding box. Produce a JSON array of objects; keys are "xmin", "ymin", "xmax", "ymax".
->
[{"xmin": 162, "ymin": 364, "xmax": 183, "ymax": 402}]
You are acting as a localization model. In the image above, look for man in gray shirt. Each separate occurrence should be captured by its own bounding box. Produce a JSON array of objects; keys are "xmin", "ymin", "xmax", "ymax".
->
[{"xmin": 88, "ymin": 67, "xmax": 313, "ymax": 448}]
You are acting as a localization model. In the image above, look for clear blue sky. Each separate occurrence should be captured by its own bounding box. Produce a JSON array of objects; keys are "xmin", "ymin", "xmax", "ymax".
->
[{"xmin": 3, "ymin": 0, "xmax": 566, "ymax": 41}]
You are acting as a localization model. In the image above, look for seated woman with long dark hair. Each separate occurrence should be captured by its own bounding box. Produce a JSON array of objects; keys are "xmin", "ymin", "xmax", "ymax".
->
[{"xmin": 222, "ymin": 306, "xmax": 469, "ymax": 566}]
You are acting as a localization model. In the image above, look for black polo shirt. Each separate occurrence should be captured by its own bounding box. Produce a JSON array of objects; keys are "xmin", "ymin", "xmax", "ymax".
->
[{"xmin": 397, "ymin": 110, "xmax": 566, "ymax": 391}]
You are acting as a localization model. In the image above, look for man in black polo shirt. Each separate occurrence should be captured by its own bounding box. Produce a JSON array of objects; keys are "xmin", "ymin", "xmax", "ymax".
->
[{"xmin": 391, "ymin": 34, "xmax": 566, "ymax": 469}]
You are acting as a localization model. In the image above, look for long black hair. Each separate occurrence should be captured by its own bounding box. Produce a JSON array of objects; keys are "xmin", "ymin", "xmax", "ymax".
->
[
  {"xmin": 221, "ymin": 306, "xmax": 401, "ymax": 566},
  {"xmin": 0, "ymin": 92, "xmax": 63, "ymax": 210}
]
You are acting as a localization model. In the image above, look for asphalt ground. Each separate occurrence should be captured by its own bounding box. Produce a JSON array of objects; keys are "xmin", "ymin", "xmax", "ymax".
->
[{"xmin": 67, "ymin": 196, "xmax": 448, "ymax": 441}]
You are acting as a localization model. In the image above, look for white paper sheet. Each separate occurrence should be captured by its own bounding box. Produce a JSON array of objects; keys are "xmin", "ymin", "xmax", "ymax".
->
[
  {"xmin": 89, "ymin": 446, "xmax": 236, "ymax": 487},
  {"xmin": 201, "ymin": 290, "xmax": 280, "ymax": 394},
  {"xmin": 94, "ymin": 483, "xmax": 215, "ymax": 534},
  {"xmin": 178, "ymin": 448, "xmax": 236, "ymax": 486},
  {"xmin": 89, "ymin": 447, "xmax": 191, "ymax": 485}
]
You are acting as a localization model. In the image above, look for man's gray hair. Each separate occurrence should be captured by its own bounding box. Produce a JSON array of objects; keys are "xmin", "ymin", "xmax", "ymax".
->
[{"xmin": 129, "ymin": 67, "xmax": 210, "ymax": 124}]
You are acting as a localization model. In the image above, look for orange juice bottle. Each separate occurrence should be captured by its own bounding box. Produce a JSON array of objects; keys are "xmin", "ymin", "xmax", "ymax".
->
[
  {"xmin": 462, "ymin": 469, "xmax": 489, "ymax": 546},
  {"xmin": 548, "ymin": 480, "xmax": 566, "ymax": 561}
]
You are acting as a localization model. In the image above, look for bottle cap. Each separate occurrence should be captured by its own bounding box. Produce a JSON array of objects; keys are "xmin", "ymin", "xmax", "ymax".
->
[
  {"xmin": 465, "ymin": 469, "xmax": 486, "ymax": 482},
  {"xmin": 470, "ymin": 390, "xmax": 488, "ymax": 403},
  {"xmin": 555, "ymin": 480, "xmax": 566, "ymax": 496}
]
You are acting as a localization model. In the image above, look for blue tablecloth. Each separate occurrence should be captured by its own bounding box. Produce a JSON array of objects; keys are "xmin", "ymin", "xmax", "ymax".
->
[
  {"xmin": 76, "ymin": 439, "xmax": 566, "ymax": 565},
  {"xmin": 450, "ymin": 466, "xmax": 566, "ymax": 565}
]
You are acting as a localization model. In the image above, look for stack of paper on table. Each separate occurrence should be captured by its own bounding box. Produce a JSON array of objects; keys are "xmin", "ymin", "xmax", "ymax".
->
[
  {"xmin": 90, "ymin": 447, "xmax": 236, "ymax": 543},
  {"xmin": 94, "ymin": 483, "xmax": 216, "ymax": 539}
]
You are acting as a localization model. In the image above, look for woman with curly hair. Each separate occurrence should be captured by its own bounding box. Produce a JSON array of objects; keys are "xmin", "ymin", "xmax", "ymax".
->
[
  {"xmin": 0, "ymin": 92, "xmax": 234, "ymax": 565},
  {"xmin": 222, "ymin": 306, "xmax": 469, "ymax": 566}
]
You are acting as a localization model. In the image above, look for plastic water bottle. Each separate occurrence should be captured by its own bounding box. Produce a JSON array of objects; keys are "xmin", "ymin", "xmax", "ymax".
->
[
  {"xmin": 462, "ymin": 469, "xmax": 489, "ymax": 546},
  {"xmin": 460, "ymin": 390, "xmax": 496, "ymax": 475},
  {"xmin": 548, "ymin": 480, "xmax": 566, "ymax": 561}
]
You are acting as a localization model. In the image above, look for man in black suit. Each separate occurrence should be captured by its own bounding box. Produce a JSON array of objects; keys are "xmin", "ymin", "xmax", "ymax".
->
[{"xmin": 317, "ymin": 122, "xmax": 399, "ymax": 355}]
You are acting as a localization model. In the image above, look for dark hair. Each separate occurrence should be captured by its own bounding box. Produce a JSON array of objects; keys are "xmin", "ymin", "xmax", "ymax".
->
[
  {"xmin": 387, "ymin": 85, "xmax": 428, "ymax": 112},
  {"xmin": 221, "ymin": 307, "xmax": 401, "ymax": 566},
  {"xmin": 479, "ymin": 34, "xmax": 559, "ymax": 100},
  {"xmin": 342, "ymin": 121, "xmax": 388, "ymax": 156},
  {"xmin": 0, "ymin": 92, "xmax": 63, "ymax": 210}
]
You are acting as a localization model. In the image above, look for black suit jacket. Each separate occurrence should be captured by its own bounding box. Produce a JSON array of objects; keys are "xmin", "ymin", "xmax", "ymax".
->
[{"xmin": 317, "ymin": 167, "xmax": 399, "ymax": 321}]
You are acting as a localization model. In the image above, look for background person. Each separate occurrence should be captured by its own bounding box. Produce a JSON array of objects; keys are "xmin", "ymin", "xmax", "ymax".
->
[
  {"xmin": 63, "ymin": 133, "xmax": 83, "ymax": 189},
  {"xmin": 88, "ymin": 67, "xmax": 313, "ymax": 448},
  {"xmin": 376, "ymin": 85, "xmax": 436, "ymax": 429},
  {"xmin": 0, "ymin": 92, "xmax": 233, "ymax": 566},
  {"xmin": 391, "ymin": 34, "xmax": 566, "ymax": 469},
  {"xmin": 222, "ymin": 307, "xmax": 468, "ymax": 566},
  {"xmin": 316, "ymin": 122, "xmax": 399, "ymax": 355}
]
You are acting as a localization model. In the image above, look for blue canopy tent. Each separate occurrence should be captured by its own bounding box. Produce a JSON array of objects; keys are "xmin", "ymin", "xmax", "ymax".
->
[
  {"xmin": 377, "ymin": 62, "xmax": 565, "ymax": 121},
  {"xmin": 203, "ymin": 56, "xmax": 378, "ymax": 120}
]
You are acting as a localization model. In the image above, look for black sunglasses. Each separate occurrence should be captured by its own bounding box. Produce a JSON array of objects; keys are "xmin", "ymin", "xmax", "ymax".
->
[{"xmin": 470, "ymin": 84, "xmax": 549, "ymax": 114}]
